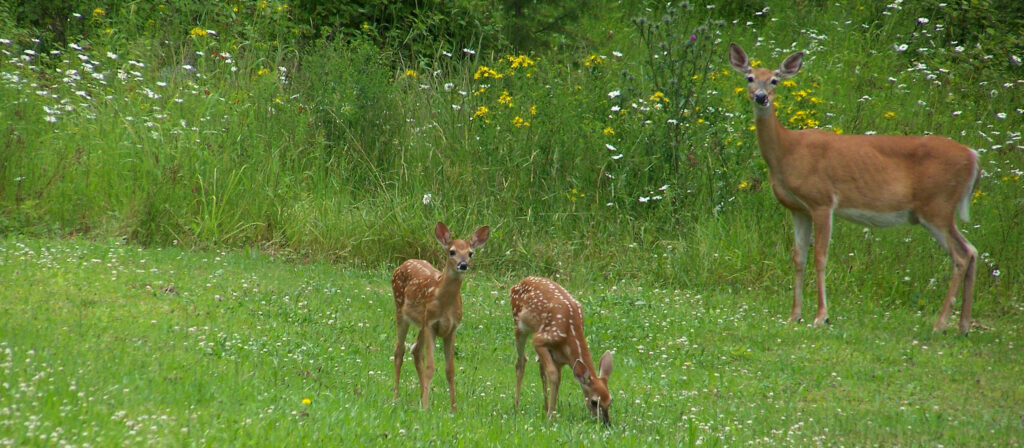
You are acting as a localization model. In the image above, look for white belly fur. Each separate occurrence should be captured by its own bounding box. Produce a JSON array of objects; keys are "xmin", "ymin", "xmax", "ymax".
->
[{"xmin": 835, "ymin": 208, "xmax": 913, "ymax": 227}]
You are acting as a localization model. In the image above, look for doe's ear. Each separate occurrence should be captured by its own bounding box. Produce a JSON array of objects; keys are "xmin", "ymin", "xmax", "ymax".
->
[
  {"xmin": 598, "ymin": 351, "xmax": 614, "ymax": 380},
  {"xmin": 777, "ymin": 51, "xmax": 805, "ymax": 79},
  {"xmin": 728, "ymin": 43, "xmax": 751, "ymax": 74},
  {"xmin": 470, "ymin": 226, "xmax": 490, "ymax": 249},
  {"xmin": 435, "ymin": 222, "xmax": 452, "ymax": 247}
]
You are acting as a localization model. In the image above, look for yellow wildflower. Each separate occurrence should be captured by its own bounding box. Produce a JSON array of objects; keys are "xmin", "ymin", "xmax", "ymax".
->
[
  {"xmin": 473, "ymin": 66, "xmax": 501, "ymax": 80},
  {"xmin": 649, "ymin": 91, "xmax": 668, "ymax": 103},
  {"xmin": 584, "ymin": 54, "xmax": 605, "ymax": 67},
  {"xmin": 603, "ymin": 127, "xmax": 615, "ymax": 136},
  {"xmin": 93, "ymin": 7, "xmax": 105, "ymax": 17},
  {"xmin": 734, "ymin": 87, "xmax": 745, "ymax": 95},
  {"xmin": 971, "ymin": 189, "xmax": 985, "ymax": 204},
  {"xmin": 257, "ymin": 68, "xmax": 269, "ymax": 76},
  {"xmin": 512, "ymin": 116, "xmax": 529, "ymax": 127},
  {"xmin": 361, "ymin": 22, "xmax": 371, "ymax": 31},
  {"xmin": 498, "ymin": 90, "xmax": 513, "ymax": 107},
  {"xmin": 473, "ymin": 106, "xmax": 489, "ymax": 119},
  {"xmin": 738, "ymin": 180, "xmax": 750, "ymax": 190},
  {"xmin": 302, "ymin": 398, "xmax": 311, "ymax": 405},
  {"xmin": 507, "ymin": 54, "xmax": 535, "ymax": 68},
  {"xmin": 404, "ymin": 69, "xmax": 417, "ymax": 78},
  {"xmin": 190, "ymin": 27, "xmax": 208, "ymax": 37},
  {"xmin": 884, "ymin": 111, "xmax": 896, "ymax": 119},
  {"xmin": 529, "ymin": 105, "xmax": 537, "ymax": 115},
  {"xmin": 750, "ymin": 59, "xmax": 762, "ymax": 67},
  {"xmin": 782, "ymin": 80, "xmax": 796, "ymax": 88},
  {"xmin": 833, "ymin": 127, "xmax": 843, "ymax": 135}
]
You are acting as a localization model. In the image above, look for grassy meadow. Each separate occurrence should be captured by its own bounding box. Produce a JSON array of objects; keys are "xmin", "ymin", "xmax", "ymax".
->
[
  {"xmin": 1, "ymin": 0, "xmax": 1023, "ymax": 445},
  {"xmin": 2, "ymin": 238, "xmax": 1023, "ymax": 446}
]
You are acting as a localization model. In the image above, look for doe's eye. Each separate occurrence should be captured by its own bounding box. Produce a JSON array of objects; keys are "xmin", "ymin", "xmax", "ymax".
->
[
  {"xmin": 468, "ymin": 251, "xmax": 474, "ymax": 258},
  {"xmin": 449, "ymin": 249, "xmax": 456, "ymax": 256},
  {"xmin": 770, "ymin": 78, "xmax": 779, "ymax": 85},
  {"xmin": 746, "ymin": 76, "xmax": 754, "ymax": 83}
]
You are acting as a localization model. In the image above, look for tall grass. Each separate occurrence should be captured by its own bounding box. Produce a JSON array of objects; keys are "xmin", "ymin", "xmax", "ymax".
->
[{"xmin": 1, "ymin": 0, "xmax": 1021, "ymax": 315}]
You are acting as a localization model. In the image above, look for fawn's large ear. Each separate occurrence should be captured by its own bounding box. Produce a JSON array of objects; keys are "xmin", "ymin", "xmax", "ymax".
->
[
  {"xmin": 598, "ymin": 351, "xmax": 614, "ymax": 380},
  {"xmin": 470, "ymin": 226, "xmax": 490, "ymax": 249},
  {"xmin": 777, "ymin": 51, "xmax": 804, "ymax": 79},
  {"xmin": 435, "ymin": 222, "xmax": 453, "ymax": 247},
  {"xmin": 573, "ymin": 360, "xmax": 591, "ymax": 384},
  {"xmin": 729, "ymin": 43, "xmax": 751, "ymax": 74}
]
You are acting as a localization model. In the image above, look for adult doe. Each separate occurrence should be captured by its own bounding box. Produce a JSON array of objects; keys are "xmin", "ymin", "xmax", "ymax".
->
[
  {"xmin": 511, "ymin": 276, "xmax": 614, "ymax": 425},
  {"xmin": 392, "ymin": 222, "xmax": 490, "ymax": 411},
  {"xmin": 728, "ymin": 43, "xmax": 980, "ymax": 333}
]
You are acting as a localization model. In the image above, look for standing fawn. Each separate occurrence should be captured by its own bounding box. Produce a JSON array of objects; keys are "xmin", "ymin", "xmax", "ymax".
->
[
  {"xmin": 511, "ymin": 276, "xmax": 614, "ymax": 425},
  {"xmin": 392, "ymin": 222, "xmax": 490, "ymax": 411},
  {"xmin": 728, "ymin": 43, "xmax": 980, "ymax": 334}
]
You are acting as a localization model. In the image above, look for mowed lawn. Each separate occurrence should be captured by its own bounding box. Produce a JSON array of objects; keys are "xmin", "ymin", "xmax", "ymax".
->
[{"xmin": 1, "ymin": 238, "xmax": 1021, "ymax": 446}]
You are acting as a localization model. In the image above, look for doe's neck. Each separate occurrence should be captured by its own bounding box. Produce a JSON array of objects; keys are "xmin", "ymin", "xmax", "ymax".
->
[{"xmin": 753, "ymin": 104, "xmax": 789, "ymax": 170}]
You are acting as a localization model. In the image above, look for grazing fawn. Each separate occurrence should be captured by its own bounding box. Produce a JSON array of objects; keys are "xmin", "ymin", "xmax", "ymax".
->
[
  {"xmin": 511, "ymin": 276, "xmax": 614, "ymax": 425},
  {"xmin": 728, "ymin": 43, "xmax": 980, "ymax": 333},
  {"xmin": 392, "ymin": 222, "xmax": 490, "ymax": 411}
]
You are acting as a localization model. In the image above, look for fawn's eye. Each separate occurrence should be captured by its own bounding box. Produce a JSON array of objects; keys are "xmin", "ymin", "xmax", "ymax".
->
[
  {"xmin": 468, "ymin": 251, "xmax": 474, "ymax": 258},
  {"xmin": 449, "ymin": 249, "xmax": 456, "ymax": 256},
  {"xmin": 770, "ymin": 78, "xmax": 779, "ymax": 85},
  {"xmin": 746, "ymin": 76, "xmax": 754, "ymax": 83}
]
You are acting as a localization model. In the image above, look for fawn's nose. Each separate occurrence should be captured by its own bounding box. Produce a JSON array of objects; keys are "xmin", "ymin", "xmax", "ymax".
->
[{"xmin": 457, "ymin": 262, "xmax": 469, "ymax": 271}]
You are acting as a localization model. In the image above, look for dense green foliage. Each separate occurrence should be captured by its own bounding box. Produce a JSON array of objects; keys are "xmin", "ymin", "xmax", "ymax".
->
[{"xmin": 2, "ymin": 0, "xmax": 1021, "ymax": 296}]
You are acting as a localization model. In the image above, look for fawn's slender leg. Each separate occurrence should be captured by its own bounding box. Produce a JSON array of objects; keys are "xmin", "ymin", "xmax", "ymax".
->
[
  {"xmin": 418, "ymin": 326, "xmax": 435, "ymax": 409},
  {"xmin": 442, "ymin": 332, "xmax": 457, "ymax": 412},
  {"xmin": 534, "ymin": 341, "xmax": 560, "ymax": 418},
  {"xmin": 514, "ymin": 328, "xmax": 528, "ymax": 409},
  {"xmin": 393, "ymin": 318, "xmax": 410, "ymax": 400}
]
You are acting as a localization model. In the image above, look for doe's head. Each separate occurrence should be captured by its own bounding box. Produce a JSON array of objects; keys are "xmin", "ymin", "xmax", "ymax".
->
[
  {"xmin": 579, "ymin": 350, "xmax": 614, "ymax": 426},
  {"xmin": 434, "ymin": 222, "xmax": 490, "ymax": 275},
  {"xmin": 728, "ymin": 42, "xmax": 804, "ymax": 109}
]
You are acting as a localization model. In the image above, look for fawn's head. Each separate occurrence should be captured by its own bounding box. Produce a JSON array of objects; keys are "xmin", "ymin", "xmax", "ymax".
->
[
  {"xmin": 578, "ymin": 350, "xmax": 614, "ymax": 426},
  {"xmin": 728, "ymin": 43, "xmax": 804, "ymax": 109},
  {"xmin": 434, "ymin": 222, "xmax": 490, "ymax": 275}
]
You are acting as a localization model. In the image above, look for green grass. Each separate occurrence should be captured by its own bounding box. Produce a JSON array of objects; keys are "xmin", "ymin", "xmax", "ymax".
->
[{"xmin": 2, "ymin": 237, "xmax": 1022, "ymax": 446}]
